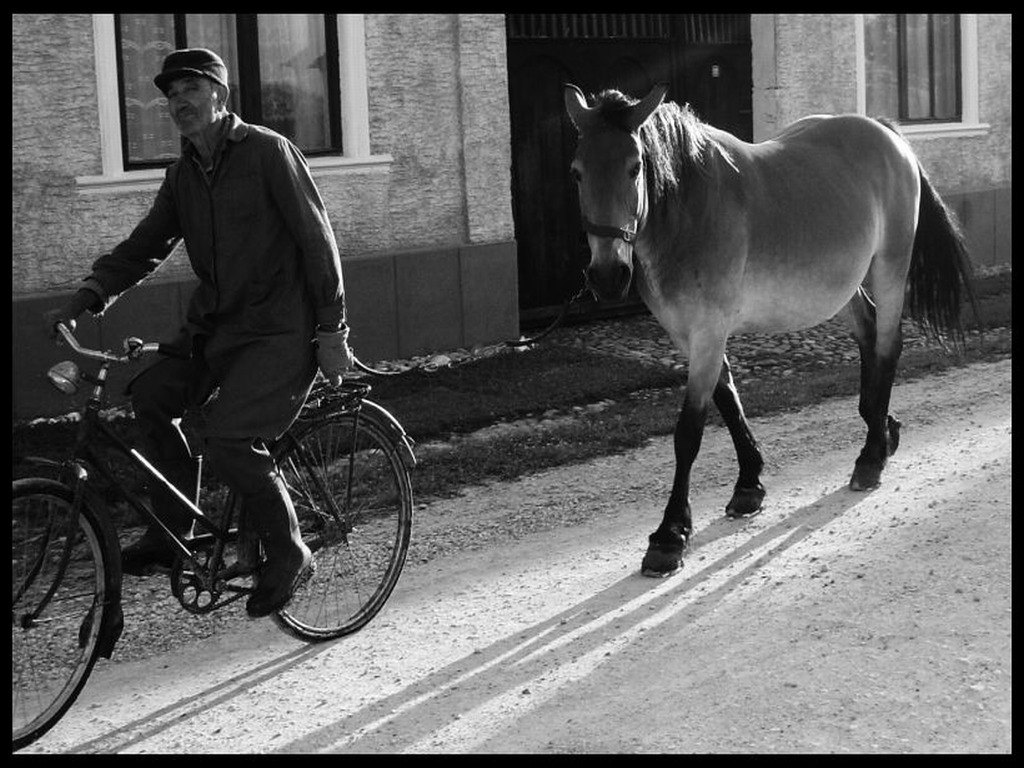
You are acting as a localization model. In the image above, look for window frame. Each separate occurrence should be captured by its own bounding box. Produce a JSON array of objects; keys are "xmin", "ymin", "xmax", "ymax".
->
[
  {"xmin": 78, "ymin": 13, "xmax": 390, "ymax": 194},
  {"xmin": 855, "ymin": 13, "xmax": 988, "ymax": 139},
  {"xmin": 114, "ymin": 14, "xmax": 344, "ymax": 170}
]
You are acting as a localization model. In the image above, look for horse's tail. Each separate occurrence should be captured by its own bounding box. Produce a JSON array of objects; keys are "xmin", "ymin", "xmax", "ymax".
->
[
  {"xmin": 875, "ymin": 117, "xmax": 977, "ymax": 343},
  {"xmin": 906, "ymin": 164, "xmax": 977, "ymax": 343}
]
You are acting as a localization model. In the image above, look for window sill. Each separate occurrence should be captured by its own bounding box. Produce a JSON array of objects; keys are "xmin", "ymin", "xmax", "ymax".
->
[
  {"xmin": 307, "ymin": 154, "xmax": 394, "ymax": 175},
  {"xmin": 75, "ymin": 154, "xmax": 394, "ymax": 195},
  {"xmin": 898, "ymin": 122, "xmax": 991, "ymax": 139}
]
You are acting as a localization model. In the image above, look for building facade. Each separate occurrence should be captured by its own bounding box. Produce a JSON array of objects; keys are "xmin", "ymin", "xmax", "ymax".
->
[
  {"xmin": 11, "ymin": 14, "xmax": 1011, "ymax": 420},
  {"xmin": 752, "ymin": 14, "xmax": 1011, "ymax": 274},
  {"xmin": 13, "ymin": 14, "xmax": 519, "ymax": 418}
]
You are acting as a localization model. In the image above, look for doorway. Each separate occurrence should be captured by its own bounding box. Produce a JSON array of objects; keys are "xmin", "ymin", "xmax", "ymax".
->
[{"xmin": 506, "ymin": 14, "xmax": 752, "ymax": 321}]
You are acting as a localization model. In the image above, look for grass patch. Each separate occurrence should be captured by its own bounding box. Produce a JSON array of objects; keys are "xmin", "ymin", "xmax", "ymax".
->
[
  {"xmin": 407, "ymin": 329, "xmax": 1010, "ymax": 502},
  {"xmin": 365, "ymin": 343, "xmax": 683, "ymax": 441}
]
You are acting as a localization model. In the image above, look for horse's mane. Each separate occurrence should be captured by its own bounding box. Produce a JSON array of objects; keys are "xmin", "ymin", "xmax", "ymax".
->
[{"xmin": 591, "ymin": 89, "xmax": 714, "ymax": 207}]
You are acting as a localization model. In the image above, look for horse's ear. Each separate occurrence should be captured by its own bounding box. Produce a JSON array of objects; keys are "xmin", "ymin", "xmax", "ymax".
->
[
  {"xmin": 564, "ymin": 83, "xmax": 591, "ymax": 130},
  {"xmin": 627, "ymin": 82, "xmax": 669, "ymax": 132}
]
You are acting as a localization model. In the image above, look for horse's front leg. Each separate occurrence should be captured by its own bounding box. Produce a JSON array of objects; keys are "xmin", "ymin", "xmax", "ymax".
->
[
  {"xmin": 642, "ymin": 340, "xmax": 724, "ymax": 577},
  {"xmin": 713, "ymin": 353, "xmax": 766, "ymax": 517}
]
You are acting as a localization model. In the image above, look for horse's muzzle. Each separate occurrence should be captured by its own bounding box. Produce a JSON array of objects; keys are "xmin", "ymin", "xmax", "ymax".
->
[{"xmin": 586, "ymin": 260, "xmax": 633, "ymax": 301}]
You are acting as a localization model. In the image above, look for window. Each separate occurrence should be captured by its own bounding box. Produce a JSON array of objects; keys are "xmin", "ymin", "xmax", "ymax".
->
[
  {"xmin": 79, "ymin": 15, "xmax": 380, "ymax": 193},
  {"xmin": 116, "ymin": 13, "xmax": 341, "ymax": 169},
  {"xmin": 863, "ymin": 14, "xmax": 961, "ymax": 123}
]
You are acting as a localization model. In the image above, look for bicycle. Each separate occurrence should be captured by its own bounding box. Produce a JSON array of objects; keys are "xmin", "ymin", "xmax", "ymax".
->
[{"xmin": 12, "ymin": 323, "xmax": 415, "ymax": 751}]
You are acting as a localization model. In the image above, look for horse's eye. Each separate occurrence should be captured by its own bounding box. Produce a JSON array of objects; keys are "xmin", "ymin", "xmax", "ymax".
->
[
  {"xmin": 629, "ymin": 162, "xmax": 642, "ymax": 179},
  {"xmin": 570, "ymin": 167, "xmax": 582, "ymax": 183}
]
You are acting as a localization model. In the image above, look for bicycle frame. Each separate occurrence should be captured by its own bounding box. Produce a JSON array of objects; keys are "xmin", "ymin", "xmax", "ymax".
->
[
  {"xmin": 66, "ymin": 396, "xmax": 234, "ymax": 572},
  {"xmin": 41, "ymin": 326, "xmax": 243, "ymax": 599},
  {"xmin": 41, "ymin": 323, "xmax": 415, "ymax": 601},
  {"xmin": 15, "ymin": 323, "xmax": 417, "ymax": 752},
  {"xmin": 45, "ymin": 352, "xmax": 373, "ymax": 604}
]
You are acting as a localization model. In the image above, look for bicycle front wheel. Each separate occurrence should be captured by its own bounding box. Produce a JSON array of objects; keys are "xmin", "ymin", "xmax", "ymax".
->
[
  {"xmin": 12, "ymin": 479, "xmax": 116, "ymax": 751},
  {"xmin": 273, "ymin": 406, "xmax": 413, "ymax": 640}
]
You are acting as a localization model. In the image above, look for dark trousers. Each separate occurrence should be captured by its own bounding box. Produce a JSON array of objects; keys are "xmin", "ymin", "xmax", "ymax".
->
[{"xmin": 129, "ymin": 355, "xmax": 291, "ymax": 537}]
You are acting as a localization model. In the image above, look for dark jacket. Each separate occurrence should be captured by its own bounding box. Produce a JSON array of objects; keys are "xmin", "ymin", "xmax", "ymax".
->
[{"xmin": 83, "ymin": 113, "xmax": 345, "ymax": 439}]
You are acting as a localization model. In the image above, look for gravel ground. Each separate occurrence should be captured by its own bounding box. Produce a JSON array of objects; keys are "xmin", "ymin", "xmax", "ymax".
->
[
  {"xmin": 106, "ymin": 307, "xmax": 1010, "ymax": 667},
  {"xmin": 25, "ymin": 357, "xmax": 1012, "ymax": 754},
  {"xmin": 364, "ymin": 265, "xmax": 1008, "ymax": 387},
  {"xmin": 551, "ymin": 312, "xmax": 1000, "ymax": 384},
  {"xmin": 37, "ymin": 267, "xmax": 1012, "ymax": 674}
]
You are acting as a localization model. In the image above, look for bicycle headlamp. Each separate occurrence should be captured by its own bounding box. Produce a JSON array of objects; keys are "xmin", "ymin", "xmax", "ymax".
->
[{"xmin": 47, "ymin": 360, "xmax": 81, "ymax": 395}]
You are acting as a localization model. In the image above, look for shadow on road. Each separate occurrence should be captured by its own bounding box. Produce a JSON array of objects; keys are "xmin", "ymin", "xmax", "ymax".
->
[
  {"xmin": 62, "ymin": 639, "xmax": 329, "ymax": 753},
  {"xmin": 277, "ymin": 483, "xmax": 868, "ymax": 752},
  {"xmin": 54, "ymin": 479, "xmax": 869, "ymax": 754}
]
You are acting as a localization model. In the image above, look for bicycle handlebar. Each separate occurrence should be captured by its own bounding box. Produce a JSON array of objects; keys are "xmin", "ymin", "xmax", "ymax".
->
[
  {"xmin": 55, "ymin": 322, "xmax": 164, "ymax": 364},
  {"xmin": 54, "ymin": 322, "xmax": 389, "ymax": 380}
]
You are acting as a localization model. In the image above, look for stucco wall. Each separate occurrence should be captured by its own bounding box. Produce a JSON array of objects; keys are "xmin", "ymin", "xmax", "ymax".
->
[
  {"xmin": 751, "ymin": 13, "xmax": 1011, "ymax": 273},
  {"xmin": 12, "ymin": 13, "xmax": 519, "ymax": 419},
  {"xmin": 750, "ymin": 14, "xmax": 858, "ymax": 143},
  {"xmin": 455, "ymin": 15, "xmax": 516, "ymax": 245},
  {"xmin": 363, "ymin": 14, "xmax": 465, "ymax": 253},
  {"xmin": 361, "ymin": 14, "xmax": 514, "ymax": 251},
  {"xmin": 752, "ymin": 13, "xmax": 1011, "ymax": 196},
  {"xmin": 770, "ymin": 14, "xmax": 860, "ymax": 127},
  {"xmin": 11, "ymin": 13, "xmax": 515, "ymax": 298},
  {"xmin": 12, "ymin": 14, "xmax": 184, "ymax": 295}
]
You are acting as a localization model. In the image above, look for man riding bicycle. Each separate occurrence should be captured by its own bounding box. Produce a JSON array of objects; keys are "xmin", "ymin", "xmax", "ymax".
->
[{"xmin": 44, "ymin": 48, "xmax": 354, "ymax": 618}]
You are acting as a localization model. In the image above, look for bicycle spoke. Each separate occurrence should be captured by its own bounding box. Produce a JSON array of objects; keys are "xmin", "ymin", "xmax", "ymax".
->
[
  {"xmin": 274, "ymin": 407, "xmax": 412, "ymax": 640},
  {"xmin": 12, "ymin": 481, "xmax": 110, "ymax": 751}
]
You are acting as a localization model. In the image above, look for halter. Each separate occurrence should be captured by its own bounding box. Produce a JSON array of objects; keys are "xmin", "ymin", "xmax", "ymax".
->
[{"xmin": 581, "ymin": 216, "xmax": 638, "ymax": 245}]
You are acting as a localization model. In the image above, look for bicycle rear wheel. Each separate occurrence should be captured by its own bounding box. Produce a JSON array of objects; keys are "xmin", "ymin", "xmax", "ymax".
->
[
  {"xmin": 12, "ymin": 479, "xmax": 117, "ymax": 750},
  {"xmin": 273, "ymin": 406, "xmax": 413, "ymax": 640}
]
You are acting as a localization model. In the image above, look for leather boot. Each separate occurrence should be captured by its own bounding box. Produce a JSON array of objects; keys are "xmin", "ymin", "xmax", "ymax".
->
[
  {"xmin": 244, "ymin": 478, "xmax": 313, "ymax": 618},
  {"xmin": 235, "ymin": 504, "xmax": 262, "ymax": 574},
  {"xmin": 122, "ymin": 459, "xmax": 197, "ymax": 576}
]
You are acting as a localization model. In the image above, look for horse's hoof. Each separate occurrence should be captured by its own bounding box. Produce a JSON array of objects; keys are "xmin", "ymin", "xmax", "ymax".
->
[
  {"xmin": 725, "ymin": 483, "xmax": 765, "ymax": 518},
  {"xmin": 849, "ymin": 462, "xmax": 882, "ymax": 491},
  {"xmin": 641, "ymin": 545, "xmax": 684, "ymax": 578},
  {"xmin": 887, "ymin": 415, "xmax": 901, "ymax": 457}
]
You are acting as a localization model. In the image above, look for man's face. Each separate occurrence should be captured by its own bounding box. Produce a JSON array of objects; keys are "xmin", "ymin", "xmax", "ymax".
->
[{"xmin": 165, "ymin": 76, "xmax": 222, "ymax": 139}]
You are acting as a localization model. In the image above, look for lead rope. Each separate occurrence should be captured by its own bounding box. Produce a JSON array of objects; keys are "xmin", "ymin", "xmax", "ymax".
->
[
  {"xmin": 349, "ymin": 277, "xmax": 592, "ymax": 376},
  {"xmin": 504, "ymin": 281, "xmax": 591, "ymax": 348}
]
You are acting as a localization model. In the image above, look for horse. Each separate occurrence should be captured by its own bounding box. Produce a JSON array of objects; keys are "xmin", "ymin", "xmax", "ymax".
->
[{"xmin": 563, "ymin": 82, "xmax": 974, "ymax": 577}]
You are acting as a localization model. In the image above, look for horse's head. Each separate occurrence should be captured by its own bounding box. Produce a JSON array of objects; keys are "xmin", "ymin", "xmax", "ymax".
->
[{"xmin": 565, "ymin": 82, "xmax": 668, "ymax": 301}]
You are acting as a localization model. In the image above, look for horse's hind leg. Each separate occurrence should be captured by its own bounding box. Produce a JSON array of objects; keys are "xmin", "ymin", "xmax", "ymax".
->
[
  {"xmin": 842, "ymin": 286, "xmax": 903, "ymax": 491},
  {"xmin": 713, "ymin": 353, "xmax": 765, "ymax": 517}
]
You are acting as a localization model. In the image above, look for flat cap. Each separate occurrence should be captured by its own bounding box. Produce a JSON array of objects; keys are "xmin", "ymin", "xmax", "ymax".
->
[{"xmin": 154, "ymin": 48, "xmax": 228, "ymax": 95}]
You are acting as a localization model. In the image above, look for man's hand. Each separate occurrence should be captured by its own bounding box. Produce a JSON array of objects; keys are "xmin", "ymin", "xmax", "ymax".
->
[
  {"xmin": 42, "ymin": 289, "xmax": 97, "ymax": 339},
  {"xmin": 316, "ymin": 327, "xmax": 355, "ymax": 386}
]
